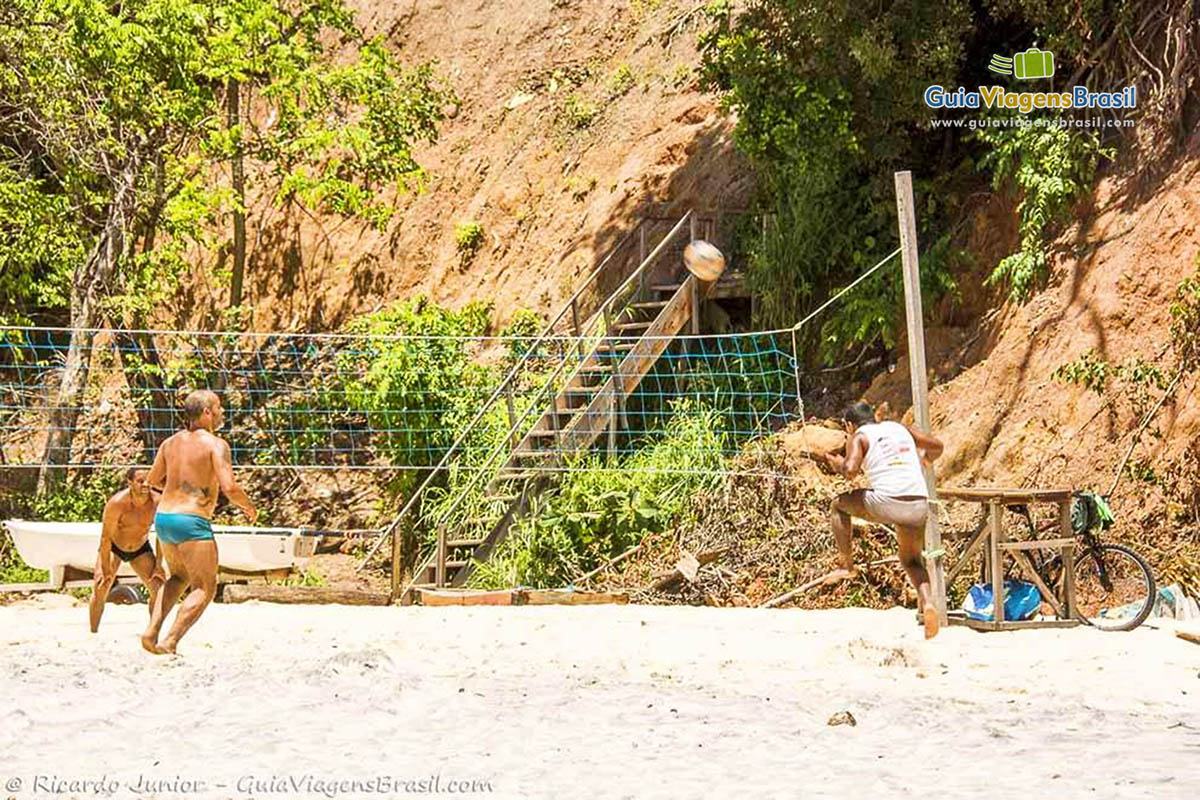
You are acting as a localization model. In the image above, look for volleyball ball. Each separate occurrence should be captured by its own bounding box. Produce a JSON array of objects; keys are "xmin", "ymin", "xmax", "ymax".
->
[{"xmin": 683, "ymin": 240, "xmax": 726, "ymax": 282}]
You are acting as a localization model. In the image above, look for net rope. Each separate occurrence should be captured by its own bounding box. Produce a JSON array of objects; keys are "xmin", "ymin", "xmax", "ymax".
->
[{"xmin": 0, "ymin": 248, "xmax": 899, "ymax": 477}]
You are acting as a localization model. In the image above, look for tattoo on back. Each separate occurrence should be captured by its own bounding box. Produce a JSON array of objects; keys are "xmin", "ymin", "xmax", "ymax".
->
[{"xmin": 179, "ymin": 480, "xmax": 212, "ymax": 501}]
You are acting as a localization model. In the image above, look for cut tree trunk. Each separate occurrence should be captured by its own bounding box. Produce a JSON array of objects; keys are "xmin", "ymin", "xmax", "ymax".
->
[
  {"xmin": 228, "ymin": 78, "xmax": 247, "ymax": 309},
  {"xmin": 38, "ymin": 160, "xmax": 140, "ymax": 491}
]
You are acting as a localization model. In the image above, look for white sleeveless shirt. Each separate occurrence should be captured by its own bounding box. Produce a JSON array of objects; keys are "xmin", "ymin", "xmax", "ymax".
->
[{"xmin": 858, "ymin": 421, "xmax": 928, "ymax": 498}]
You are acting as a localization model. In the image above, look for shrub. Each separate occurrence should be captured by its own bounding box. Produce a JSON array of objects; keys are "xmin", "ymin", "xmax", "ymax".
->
[
  {"xmin": 560, "ymin": 93, "xmax": 598, "ymax": 129},
  {"xmin": 470, "ymin": 400, "xmax": 728, "ymax": 588},
  {"xmin": 976, "ymin": 123, "xmax": 1110, "ymax": 300},
  {"xmin": 454, "ymin": 221, "xmax": 486, "ymax": 263}
]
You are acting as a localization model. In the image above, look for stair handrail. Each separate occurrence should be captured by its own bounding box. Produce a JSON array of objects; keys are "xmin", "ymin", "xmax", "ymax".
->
[
  {"xmin": 362, "ymin": 216, "xmax": 647, "ymax": 572},
  {"xmin": 403, "ymin": 210, "xmax": 696, "ymax": 590},
  {"xmin": 420, "ymin": 211, "xmax": 696, "ymax": 585},
  {"xmin": 580, "ymin": 211, "xmax": 693, "ymax": 337}
]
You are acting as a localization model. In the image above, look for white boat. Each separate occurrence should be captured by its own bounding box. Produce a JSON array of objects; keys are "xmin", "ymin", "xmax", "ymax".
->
[{"xmin": 2, "ymin": 520, "xmax": 318, "ymax": 587}]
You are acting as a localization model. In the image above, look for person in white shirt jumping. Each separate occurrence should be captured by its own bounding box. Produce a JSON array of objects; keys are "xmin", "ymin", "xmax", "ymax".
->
[{"xmin": 823, "ymin": 401, "xmax": 945, "ymax": 638}]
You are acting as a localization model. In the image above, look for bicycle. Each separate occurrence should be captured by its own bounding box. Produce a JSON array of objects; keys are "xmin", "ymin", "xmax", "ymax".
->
[{"xmin": 987, "ymin": 491, "xmax": 1157, "ymax": 631}]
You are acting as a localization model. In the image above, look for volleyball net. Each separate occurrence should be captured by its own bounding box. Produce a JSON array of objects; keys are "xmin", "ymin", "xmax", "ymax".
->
[{"xmin": 0, "ymin": 325, "xmax": 805, "ymax": 474}]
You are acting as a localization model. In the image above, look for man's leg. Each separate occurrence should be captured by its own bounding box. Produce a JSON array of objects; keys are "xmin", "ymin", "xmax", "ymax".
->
[
  {"xmin": 827, "ymin": 489, "xmax": 869, "ymax": 581},
  {"xmin": 127, "ymin": 550, "xmax": 162, "ymax": 620},
  {"xmin": 897, "ymin": 524, "xmax": 938, "ymax": 639},
  {"xmin": 155, "ymin": 538, "xmax": 219, "ymax": 655},
  {"xmin": 89, "ymin": 550, "xmax": 117, "ymax": 633},
  {"xmin": 142, "ymin": 542, "xmax": 188, "ymax": 654}
]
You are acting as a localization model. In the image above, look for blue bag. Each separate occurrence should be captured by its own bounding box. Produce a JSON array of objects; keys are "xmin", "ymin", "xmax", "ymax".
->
[{"xmin": 962, "ymin": 580, "xmax": 1042, "ymax": 621}]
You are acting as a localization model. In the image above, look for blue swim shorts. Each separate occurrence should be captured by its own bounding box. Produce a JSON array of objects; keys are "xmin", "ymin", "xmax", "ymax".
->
[{"xmin": 154, "ymin": 512, "xmax": 215, "ymax": 545}]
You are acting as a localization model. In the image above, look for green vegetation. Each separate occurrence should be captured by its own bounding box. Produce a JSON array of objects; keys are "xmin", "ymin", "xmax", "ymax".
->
[
  {"xmin": 499, "ymin": 309, "xmax": 545, "ymax": 363},
  {"xmin": 700, "ymin": 0, "xmax": 970, "ymax": 360},
  {"xmin": 0, "ymin": 0, "xmax": 451, "ymax": 484},
  {"xmin": 608, "ymin": 64, "xmax": 636, "ymax": 97},
  {"xmin": 977, "ymin": 124, "xmax": 1110, "ymax": 300},
  {"xmin": 564, "ymin": 174, "xmax": 598, "ymax": 202},
  {"xmin": 471, "ymin": 401, "xmax": 728, "ymax": 588},
  {"xmin": 699, "ymin": 0, "xmax": 1175, "ymax": 363},
  {"xmin": 454, "ymin": 221, "xmax": 486, "ymax": 263},
  {"xmin": 31, "ymin": 471, "xmax": 126, "ymax": 523},
  {"xmin": 559, "ymin": 93, "xmax": 599, "ymax": 129}
]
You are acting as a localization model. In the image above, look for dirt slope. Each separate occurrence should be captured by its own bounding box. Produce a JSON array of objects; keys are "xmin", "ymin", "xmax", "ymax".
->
[
  {"xmin": 180, "ymin": 0, "xmax": 750, "ymax": 332},
  {"xmin": 867, "ymin": 134, "xmax": 1200, "ymax": 526}
]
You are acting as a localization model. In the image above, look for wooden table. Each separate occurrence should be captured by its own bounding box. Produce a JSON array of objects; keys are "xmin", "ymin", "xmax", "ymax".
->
[{"xmin": 938, "ymin": 487, "xmax": 1081, "ymax": 631}]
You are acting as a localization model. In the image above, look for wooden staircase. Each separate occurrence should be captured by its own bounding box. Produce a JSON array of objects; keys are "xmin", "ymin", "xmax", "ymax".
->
[{"xmin": 383, "ymin": 210, "xmax": 736, "ymax": 600}]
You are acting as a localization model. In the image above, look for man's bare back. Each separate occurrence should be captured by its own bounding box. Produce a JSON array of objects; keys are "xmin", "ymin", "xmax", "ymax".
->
[
  {"xmin": 142, "ymin": 390, "xmax": 255, "ymax": 655},
  {"xmin": 154, "ymin": 429, "xmax": 226, "ymax": 519}
]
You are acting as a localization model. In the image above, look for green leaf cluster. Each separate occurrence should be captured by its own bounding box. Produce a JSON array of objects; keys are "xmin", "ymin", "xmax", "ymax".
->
[
  {"xmin": 470, "ymin": 400, "xmax": 728, "ymax": 589},
  {"xmin": 977, "ymin": 123, "xmax": 1109, "ymax": 300},
  {"xmin": 0, "ymin": 0, "xmax": 451, "ymax": 323},
  {"xmin": 700, "ymin": 0, "xmax": 970, "ymax": 361}
]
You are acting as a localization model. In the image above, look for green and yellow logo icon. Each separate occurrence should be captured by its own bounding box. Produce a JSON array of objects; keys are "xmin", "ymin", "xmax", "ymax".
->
[{"xmin": 988, "ymin": 48, "xmax": 1055, "ymax": 80}]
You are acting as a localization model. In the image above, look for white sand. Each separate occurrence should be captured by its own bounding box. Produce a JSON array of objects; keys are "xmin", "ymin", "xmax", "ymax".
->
[{"xmin": 2, "ymin": 596, "xmax": 1198, "ymax": 799}]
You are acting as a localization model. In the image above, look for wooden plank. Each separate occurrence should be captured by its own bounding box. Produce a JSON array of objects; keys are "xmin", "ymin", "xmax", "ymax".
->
[
  {"xmin": 391, "ymin": 511, "xmax": 403, "ymax": 600},
  {"xmin": 0, "ymin": 582, "xmax": 57, "ymax": 593},
  {"xmin": 222, "ymin": 585, "xmax": 391, "ymax": 606},
  {"xmin": 1177, "ymin": 631, "xmax": 1200, "ymax": 646},
  {"xmin": 997, "ymin": 538, "xmax": 1075, "ymax": 551},
  {"xmin": 1013, "ymin": 551, "xmax": 1066, "ymax": 619},
  {"xmin": 417, "ymin": 588, "xmax": 515, "ymax": 606},
  {"xmin": 940, "ymin": 487, "xmax": 1073, "ymax": 503},
  {"xmin": 989, "ymin": 500, "xmax": 1005, "ymax": 624},
  {"xmin": 436, "ymin": 524, "xmax": 447, "ymax": 588},
  {"xmin": 518, "ymin": 589, "xmax": 629, "ymax": 606},
  {"xmin": 1060, "ymin": 500, "xmax": 1077, "ymax": 619},
  {"xmin": 690, "ymin": 274, "xmax": 700, "ymax": 334},
  {"xmin": 949, "ymin": 616, "xmax": 1079, "ymax": 631},
  {"xmin": 558, "ymin": 276, "xmax": 697, "ymax": 453},
  {"xmin": 945, "ymin": 518, "xmax": 990, "ymax": 584},
  {"xmin": 571, "ymin": 298, "xmax": 584, "ymax": 359},
  {"xmin": 895, "ymin": 170, "xmax": 945, "ymax": 627}
]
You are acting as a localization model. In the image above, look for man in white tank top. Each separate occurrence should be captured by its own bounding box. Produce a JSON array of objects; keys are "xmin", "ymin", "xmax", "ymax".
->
[{"xmin": 823, "ymin": 401, "xmax": 945, "ymax": 638}]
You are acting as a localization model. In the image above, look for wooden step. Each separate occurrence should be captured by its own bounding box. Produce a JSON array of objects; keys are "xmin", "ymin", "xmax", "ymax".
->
[
  {"xmin": 526, "ymin": 429, "xmax": 559, "ymax": 438},
  {"xmin": 613, "ymin": 320, "xmax": 652, "ymax": 332},
  {"xmin": 510, "ymin": 450, "xmax": 555, "ymax": 463},
  {"xmin": 564, "ymin": 385, "xmax": 601, "ymax": 394},
  {"xmin": 445, "ymin": 538, "xmax": 485, "ymax": 548},
  {"xmin": 629, "ymin": 300, "xmax": 669, "ymax": 310},
  {"xmin": 595, "ymin": 342, "xmax": 635, "ymax": 353},
  {"xmin": 494, "ymin": 470, "xmax": 537, "ymax": 481}
]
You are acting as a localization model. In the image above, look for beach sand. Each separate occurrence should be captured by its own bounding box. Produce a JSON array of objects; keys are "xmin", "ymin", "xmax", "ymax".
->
[{"xmin": 2, "ymin": 596, "xmax": 1198, "ymax": 799}]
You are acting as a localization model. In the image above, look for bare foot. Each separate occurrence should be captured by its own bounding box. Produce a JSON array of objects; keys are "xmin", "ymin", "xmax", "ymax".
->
[
  {"xmin": 823, "ymin": 567, "xmax": 859, "ymax": 585},
  {"xmin": 141, "ymin": 631, "xmax": 161, "ymax": 654},
  {"xmin": 922, "ymin": 604, "xmax": 940, "ymax": 640},
  {"xmin": 156, "ymin": 638, "xmax": 178, "ymax": 655}
]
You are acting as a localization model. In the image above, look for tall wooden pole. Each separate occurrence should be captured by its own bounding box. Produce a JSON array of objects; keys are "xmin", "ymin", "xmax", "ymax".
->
[{"xmin": 894, "ymin": 170, "xmax": 947, "ymax": 625}]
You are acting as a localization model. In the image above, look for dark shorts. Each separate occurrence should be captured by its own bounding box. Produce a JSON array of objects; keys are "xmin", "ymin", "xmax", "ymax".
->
[
  {"xmin": 111, "ymin": 539, "xmax": 154, "ymax": 563},
  {"xmin": 154, "ymin": 512, "xmax": 215, "ymax": 545}
]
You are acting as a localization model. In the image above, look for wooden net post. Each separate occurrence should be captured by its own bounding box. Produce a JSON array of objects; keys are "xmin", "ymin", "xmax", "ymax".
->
[{"xmin": 895, "ymin": 170, "xmax": 947, "ymax": 626}]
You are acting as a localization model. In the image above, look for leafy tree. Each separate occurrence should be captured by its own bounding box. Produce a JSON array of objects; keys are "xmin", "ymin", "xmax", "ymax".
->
[
  {"xmin": 700, "ymin": 1, "xmax": 970, "ymax": 361},
  {"xmin": 0, "ymin": 0, "xmax": 450, "ymax": 487}
]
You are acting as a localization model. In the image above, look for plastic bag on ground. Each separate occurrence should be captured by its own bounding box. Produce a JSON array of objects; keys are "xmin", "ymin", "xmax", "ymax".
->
[{"xmin": 962, "ymin": 580, "xmax": 1042, "ymax": 621}]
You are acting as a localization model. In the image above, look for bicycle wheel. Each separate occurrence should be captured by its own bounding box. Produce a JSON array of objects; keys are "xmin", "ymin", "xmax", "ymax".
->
[{"xmin": 1072, "ymin": 543, "xmax": 1156, "ymax": 631}]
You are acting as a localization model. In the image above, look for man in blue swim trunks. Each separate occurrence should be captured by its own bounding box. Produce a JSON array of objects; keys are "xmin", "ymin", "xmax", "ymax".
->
[{"xmin": 142, "ymin": 389, "xmax": 256, "ymax": 655}]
